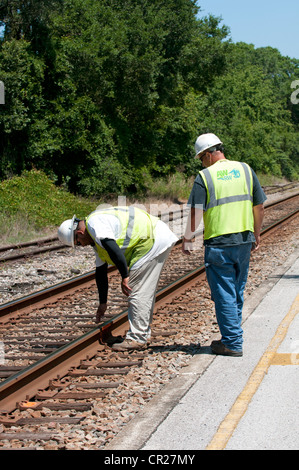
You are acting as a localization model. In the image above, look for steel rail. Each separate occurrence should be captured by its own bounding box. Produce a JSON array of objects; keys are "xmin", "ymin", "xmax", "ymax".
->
[
  {"xmin": 0, "ymin": 236, "xmax": 58, "ymax": 253},
  {"xmin": 0, "ymin": 239, "xmax": 184, "ymax": 324},
  {"xmin": 0, "ymin": 267, "xmax": 111, "ymax": 323},
  {"xmin": 0, "ymin": 243, "xmax": 66, "ymax": 262},
  {"xmin": 0, "ymin": 263, "xmax": 206, "ymax": 412},
  {"xmin": 1, "ymin": 199, "xmax": 298, "ymax": 325},
  {"xmin": 0, "ymin": 206, "xmax": 298, "ymax": 412},
  {"xmin": 1, "ymin": 202, "xmax": 299, "ymax": 324},
  {"xmin": 0, "ymin": 205, "xmax": 186, "ymax": 262},
  {"xmin": 0, "ymin": 192, "xmax": 298, "ymax": 263}
]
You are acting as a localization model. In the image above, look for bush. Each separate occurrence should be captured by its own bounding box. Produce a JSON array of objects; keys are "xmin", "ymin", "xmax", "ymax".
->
[
  {"xmin": 0, "ymin": 169, "xmax": 97, "ymax": 228},
  {"xmin": 78, "ymin": 157, "xmax": 132, "ymax": 197}
]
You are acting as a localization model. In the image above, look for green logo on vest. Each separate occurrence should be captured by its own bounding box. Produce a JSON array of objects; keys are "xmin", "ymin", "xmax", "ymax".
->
[{"xmin": 217, "ymin": 168, "xmax": 240, "ymax": 181}]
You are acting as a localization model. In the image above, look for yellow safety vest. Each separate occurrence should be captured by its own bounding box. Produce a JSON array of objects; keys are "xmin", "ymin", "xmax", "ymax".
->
[
  {"xmin": 86, "ymin": 207, "xmax": 158, "ymax": 268},
  {"xmin": 199, "ymin": 160, "xmax": 254, "ymax": 240}
]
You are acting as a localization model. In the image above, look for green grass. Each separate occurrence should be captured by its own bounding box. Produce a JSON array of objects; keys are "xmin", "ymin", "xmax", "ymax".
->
[
  {"xmin": 0, "ymin": 170, "xmax": 98, "ymax": 245},
  {"xmin": 255, "ymin": 173, "xmax": 289, "ymax": 187},
  {"xmin": 0, "ymin": 170, "xmax": 195, "ymax": 244},
  {"xmin": 145, "ymin": 172, "xmax": 194, "ymax": 201}
]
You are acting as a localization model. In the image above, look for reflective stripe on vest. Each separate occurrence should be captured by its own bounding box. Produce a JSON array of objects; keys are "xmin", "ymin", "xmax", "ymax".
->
[
  {"xmin": 200, "ymin": 161, "xmax": 254, "ymax": 240},
  {"xmin": 115, "ymin": 206, "xmax": 135, "ymax": 251},
  {"xmin": 86, "ymin": 207, "xmax": 158, "ymax": 268}
]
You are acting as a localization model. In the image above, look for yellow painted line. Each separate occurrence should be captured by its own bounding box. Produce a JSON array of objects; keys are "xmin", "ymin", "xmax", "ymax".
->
[
  {"xmin": 271, "ymin": 353, "xmax": 299, "ymax": 365},
  {"xmin": 206, "ymin": 291, "xmax": 299, "ymax": 450}
]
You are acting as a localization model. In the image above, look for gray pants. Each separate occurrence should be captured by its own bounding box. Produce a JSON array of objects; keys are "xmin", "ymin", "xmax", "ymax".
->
[{"xmin": 126, "ymin": 247, "xmax": 172, "ymax": 343}]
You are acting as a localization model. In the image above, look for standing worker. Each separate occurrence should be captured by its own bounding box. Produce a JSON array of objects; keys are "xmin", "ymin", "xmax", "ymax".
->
[
  {"xmin": 58, "ymin": 206, "xmax": 178, "ymax": 351},
  {"xmin": 182, "ymin": 133, "xmax": 266, "ymax": 356}
]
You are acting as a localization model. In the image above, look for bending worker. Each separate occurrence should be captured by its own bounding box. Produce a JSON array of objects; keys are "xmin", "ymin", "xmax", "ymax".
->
[
  {"xmin": 182, "ymin": 133, "xmax": 266, "ymax": 357},
  {"xmin": 58, "ymin": 206, "xmax": 178, "ymax": 351}
]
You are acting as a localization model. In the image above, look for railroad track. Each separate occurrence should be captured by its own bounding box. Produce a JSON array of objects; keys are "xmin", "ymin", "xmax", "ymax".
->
[
  {"xmin": 0, "ymin": 205, "xmax": 186, "ymax": 264},
  {"xmin": 0, "ymin": 237, "xmax": 65, "ymax": 263},
  {"xmin": 1, "ymin": 193, "xmax": 298, "ymax": 326},
  {"xmin": 262, "ymin": 181, "xmax": 299, "ymax": 194},
  {"xmin": 1, "ymin": 193, "xmax": 297, "ymax": 312},
  {"xmin": 1, "ymin": 190, "xmax": 298, "ymax": 264},
  {"xmin": 0, "ymin": 194, "xmax": 298, "ymax": 449}
]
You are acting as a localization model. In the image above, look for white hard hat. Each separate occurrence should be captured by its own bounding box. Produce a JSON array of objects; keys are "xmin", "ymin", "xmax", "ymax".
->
[
  {"xmin": 57, "ymin": 215, "xmax": 77, "ymax": 247},
  {"xmin": 194, "ymin": 133, "xmax": 223, "ymax": 157}
]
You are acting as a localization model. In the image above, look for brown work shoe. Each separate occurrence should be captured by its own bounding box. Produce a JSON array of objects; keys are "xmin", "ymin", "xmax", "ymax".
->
[
  {"xmin": 211, "ymin": 341, "xmax": 243, "ymax": 357},
  {"xmin": 211, "ymin": 339, "xmax": 222, "ymax": 347},
  {"xmin": 111, "ymin": 339, "xmax": 147, "ymax": 351}
]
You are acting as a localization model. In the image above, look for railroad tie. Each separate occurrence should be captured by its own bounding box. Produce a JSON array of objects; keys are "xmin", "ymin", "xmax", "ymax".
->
[
  {"xmin": 34, "ymin": 389, "xmax": 107, "ymax": 400},
  {"xmin": 69, "ymin": 367, "xmax": 130, "ymax": 376},
  {"xmin": 0, "ymin": 415, "xmax": 84, "ymax": 426},
  {"xmin": 49, "ymin": 378, "xmax": 120, "ymax": 390},
  {"xmin": 18, "ymin": 401, "xmax": 93, "ymax": 411},
  {"xmin": 0, "ymin": 432, "xmax": 58, "ymax": 441}
]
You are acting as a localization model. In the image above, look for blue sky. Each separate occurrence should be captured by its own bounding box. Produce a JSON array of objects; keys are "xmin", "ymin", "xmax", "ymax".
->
[
  {"xmin": 197, "ymin": 0, "xmax": 299, "ymax": 59},
  {"xmin": 0, "ymin": 2, "xmax": 298, "ymax": 59}
]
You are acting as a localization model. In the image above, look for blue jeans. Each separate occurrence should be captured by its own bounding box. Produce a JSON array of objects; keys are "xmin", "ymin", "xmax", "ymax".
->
[{"xmin": 204, "ymin": 243, "xmax": 252, "ymax": 351}]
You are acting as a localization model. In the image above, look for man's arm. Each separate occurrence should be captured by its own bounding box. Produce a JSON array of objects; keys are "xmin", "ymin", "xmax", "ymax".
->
[
  {"xmin": 101, "ymin": 238, "xmax": 132, "ymax": 297},
  {"xmin": 182, "ymin": 206, "xmax": 203, "ymax": 255},
  {"xmin": 251, "ymin": 168, "xmax": 266, "ymax": 253},
  {"xmin": 252, "ymin": 204, "xmax": 264, "ymax": 251}
]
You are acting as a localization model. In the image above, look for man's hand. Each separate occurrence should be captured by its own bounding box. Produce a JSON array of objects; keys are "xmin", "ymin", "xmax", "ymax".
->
[
  {"xmin": 96, "ymin": 303, "xmax": 107, "ymax": 323},
  {"xmin": 121, "ymin": 277, "xmax": 132, "ymax": 297},
  {"xmin": 251, "ymin": 235, "xmax": 261, "ymax": 252}
]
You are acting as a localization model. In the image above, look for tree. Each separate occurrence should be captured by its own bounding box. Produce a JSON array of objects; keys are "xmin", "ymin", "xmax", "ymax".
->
[
  {"xmin": 1, "ymin": 1, "xmax": 297, "ymax": 196},
  {"xmin": 192, "ymin": 42, "xmax": 299, "ymax": 179},
  {"xmin": 0, "ymin": 39, "xmax": 45, "ymax": 177}
]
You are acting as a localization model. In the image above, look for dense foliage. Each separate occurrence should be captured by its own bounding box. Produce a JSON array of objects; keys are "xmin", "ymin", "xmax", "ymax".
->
[
  {"xmin": 0, "ymin": 0, "xmax": 298, "ymax": 197},
  {"xmin": 0, "ymin": 169, "xmax": 95, "ymax": 227}
]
